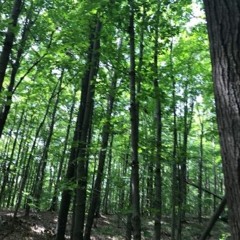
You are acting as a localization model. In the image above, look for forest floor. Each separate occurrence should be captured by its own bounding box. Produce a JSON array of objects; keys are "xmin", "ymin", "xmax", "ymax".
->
[{"xmin": 0, "ymin": 210, "xmax": 230, "ymax": 240}]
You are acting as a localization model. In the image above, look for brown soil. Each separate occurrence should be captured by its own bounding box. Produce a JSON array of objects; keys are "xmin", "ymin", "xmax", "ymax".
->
[
  {"xmin": 0, "ymin": 211, "xmax": 58, "ymax": 239},
  {"xmin": 0, "ymin": 210, "xmax": 229, "ymax": 240}
]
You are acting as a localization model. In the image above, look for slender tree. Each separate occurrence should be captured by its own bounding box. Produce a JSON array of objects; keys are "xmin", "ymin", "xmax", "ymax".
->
[
  {"xmin": 49, "ymin": 88, "xmax": 77, "ymax": 212},
  {"xmin": 171, "ymin": 39, "xmax": 178, "ymax": 240},
  {"xmin": 26, "ymin": 70, "xmax": 64, "ymax": 215},
  {"xmin": 128, "ymin": 0, "xmax": 141, "ymax": 239},
  {"xmin": 84, "ymin": 41, "xmax": 120, "ymax": 239},
  {"xmin": 198, "ymin": 115, "xmax": 204, "ymax": 223},
  {"xmin": 56, "ymin": 17, "xmax": 101, "ymax": 240},
  {"xmin": 153, "ymin": 2, "xmax": 162, "ymax": 239},
  {"xmin": 72, "ymin": 18, "xmax": 101, "ymax": 240}
]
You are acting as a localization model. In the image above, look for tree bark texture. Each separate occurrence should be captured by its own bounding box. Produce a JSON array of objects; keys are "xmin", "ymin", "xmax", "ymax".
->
[{"xmin": 203, "ymin": 1, "xmax": 240, "ymax": 239}]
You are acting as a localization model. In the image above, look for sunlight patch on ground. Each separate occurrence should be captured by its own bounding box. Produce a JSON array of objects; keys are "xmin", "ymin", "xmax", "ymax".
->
[{"xmin": 30, "ymin": 224, "xmax": 45, "ymax": 234}]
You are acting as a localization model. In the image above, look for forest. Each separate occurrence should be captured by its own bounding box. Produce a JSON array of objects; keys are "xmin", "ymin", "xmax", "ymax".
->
[{"xmin": 0, "ymin": 0, "xmax": 240, "ymax": 239}]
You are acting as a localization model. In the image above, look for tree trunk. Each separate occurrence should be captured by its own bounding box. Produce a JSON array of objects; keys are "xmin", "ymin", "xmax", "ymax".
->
[
  {"xmin": 56, "ymin": 18, "xmax": 101, "ymax": 240},
  {"xmin": 25, "ymin": 80, "xmax": 60, "ymax": 216},
  {"xmin": 31, "ymin": 72, "xmax": 63, "ymax": 211},
  {"xmin": 72, "ymin": 18, "xmax": 101, "ymax": 240},
  {"xmin": 84, "ymin": 43, "xmax": 119, "ymax": 239},
  {"xmin": 0, "ymin": 9, "xmax": 32, "ymax": 137},
  {"xmin": 14, "ymin": 83, "xmax": 57, "ymax": 218},
  {"xmin": 0, "ymin": 0, "xmax": 22, "ymax": 92},
  {"xmin": 171, "ymin": 40, "xmax": 178, "ymax": 240},
  {"xmin": 56, "ymin": 78, "xmax": 90, "ymax": 240},
  {"xmin": 0, "ymin": 108, "xmax": 24, "ymax": 205},
  {"xmin": 102, "ymin": 135, "xmax": 113, "ymax": 215},
  {"xmin": 153, "ymin": 2, "xmax": 162, "ymax": 239},
  {"xmin": 8, "ymin": 114, "xmax": 31, "ymax": 208},
  {"xmin": 203, "ymin": 1, "xmax": 240, "ymax": 238},
  {"xmin": 49, "ymin": 88, "xmax": 76, "ymax": 212},
  {"xmin": 198, "ymin": 120, "xmax": 204, "ymax": 223},
  {"xmin": 129, "ymin": 0, "xmax": 141, "ymax": 239},
  {"xmin": 179, "ymin": 83, "xmax": 194, "ymax": 224}
]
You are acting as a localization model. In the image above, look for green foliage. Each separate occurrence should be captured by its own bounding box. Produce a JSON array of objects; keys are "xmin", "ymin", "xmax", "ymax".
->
[{"xmin": 0, "ymin": 1, "xmax": 224, "ymax": 239}]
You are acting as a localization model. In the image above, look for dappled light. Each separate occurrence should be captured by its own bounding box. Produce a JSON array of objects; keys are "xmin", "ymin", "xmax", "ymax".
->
[{"xmin": 1, "ymin": 0, "xmax": 239, "ymax": 239}]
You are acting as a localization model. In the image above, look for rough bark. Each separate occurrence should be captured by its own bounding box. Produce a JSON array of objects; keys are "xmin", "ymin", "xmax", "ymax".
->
[{"xmin": 203, "ymin": 1, "xmax": 240, "ymax": 239}]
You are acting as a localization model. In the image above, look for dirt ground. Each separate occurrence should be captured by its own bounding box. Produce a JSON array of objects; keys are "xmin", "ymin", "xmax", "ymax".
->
[
  {"xmin": 0, "ymin": 211, "xmax": 127, "ymax": 240},
  {"xmin": 0, "ymin": 211, "xmax": 58, "ymax": 239},
  {"xmin": 0, "ymin": 210, "xmax": 230, "ymax": 240}
]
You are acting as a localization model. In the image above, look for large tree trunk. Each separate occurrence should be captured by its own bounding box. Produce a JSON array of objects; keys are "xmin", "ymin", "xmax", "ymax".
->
[{"xmin": 203, "ymin": 1, "xmax": 240, "ymax": 239}]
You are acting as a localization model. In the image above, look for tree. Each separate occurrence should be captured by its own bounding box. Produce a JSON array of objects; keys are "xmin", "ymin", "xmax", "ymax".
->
[
  {"xmin": 84, "ymin": 39, "xmax": 121, "ymax": 240},
  {"xmin": 0, "ymin": 0, "xmax": 22, "ymax": 92},
  {"xmin": 0, "ymin": 0, "xmax": 230, "ymax": 239},
  {"xmin": 152, "ymin": 2, "xmax": 163, "ymax": 239},
  {"xmin": 128, "ymin": 0, "xmax": 141, "ymax": 239},
  {"xmin": 56, "ymin": 16, "xmax": 101, "ymax": 240},
  {"xmin": 203, "ymin": 0, "xmax": 240, "ymax": 239}
]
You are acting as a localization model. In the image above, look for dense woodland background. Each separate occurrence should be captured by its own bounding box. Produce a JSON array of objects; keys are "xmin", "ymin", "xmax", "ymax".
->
[{"xmin": 0, "ymin": 0, "xmax": 229, "ymax": 239}]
